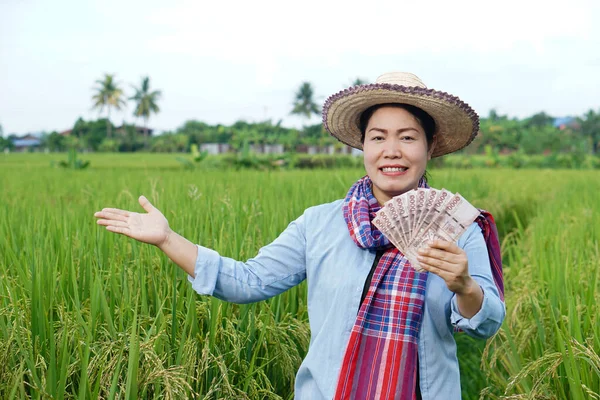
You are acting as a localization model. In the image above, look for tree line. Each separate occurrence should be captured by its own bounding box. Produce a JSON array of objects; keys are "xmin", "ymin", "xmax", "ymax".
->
[{"xmin": 1, "ymin": 76, "xmax": 599, "ymax": 155}]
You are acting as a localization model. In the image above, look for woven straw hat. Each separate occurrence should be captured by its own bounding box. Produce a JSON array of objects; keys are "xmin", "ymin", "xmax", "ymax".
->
[{"xmin": 322, "ymin": 72, "xmax": 480, "ymax": 158}]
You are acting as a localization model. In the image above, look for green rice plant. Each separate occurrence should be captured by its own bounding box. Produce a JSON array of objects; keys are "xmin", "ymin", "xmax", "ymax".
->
[
  {"xmin": 176, "ymin": 144, "xmax": 209, "ymax": 170},
  {"xmin": 1, "ymin": 154, "xmax": 598, "ymax": 399},
  {"xmin": 480, "ymin": 173, "xmax": 600, "ymax": 399},
  {"xmin": 53, "ymin": 148, "xmax": 91, "ymax": 169}
]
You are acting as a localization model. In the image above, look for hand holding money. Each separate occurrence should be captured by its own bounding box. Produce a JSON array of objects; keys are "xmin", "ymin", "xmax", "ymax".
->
[
  {"xmin": 416, "ymin": 239, "xmax": 478, "ymax": 294},
  {"xmin": 373, "ymin": 188, "xmax": 480, "ymax": 272}
]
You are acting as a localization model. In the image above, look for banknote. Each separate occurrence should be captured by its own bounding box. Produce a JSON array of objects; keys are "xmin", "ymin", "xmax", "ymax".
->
[
  {"xmin": 404, "ymin": 189, "xmax": 420, "ymax": 245},
  {"xmin": 410, "ymin": 188, "xmax": 441, "ymax": 247},
  {"xmin": 385, "ymin": 195, "xmax": 411, "ymax": 249},
  {"xmin": 373, "ymin": 211, "xmax": 401, "ymax": 248},
  {"xmin": 381, "ymin": 200, "xmax": 404, "ymax": 248},
  {"xmin": 412, "ymin": 188, "xmax": 428, "ymax": 243},
  {"xmin": 434, "ymin": 192, "xmax": 480, "ymax": 242}
]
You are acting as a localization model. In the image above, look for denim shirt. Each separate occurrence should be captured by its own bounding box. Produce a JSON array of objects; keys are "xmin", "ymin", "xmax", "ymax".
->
[{"xmin": 188, "ymin": 199, "xmax": 505, "ymax": 399}]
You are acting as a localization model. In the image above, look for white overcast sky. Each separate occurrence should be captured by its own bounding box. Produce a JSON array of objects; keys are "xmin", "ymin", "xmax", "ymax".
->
[{"xmin": 1, "ymin": 0, "xmax": 599, "ymax": 135}]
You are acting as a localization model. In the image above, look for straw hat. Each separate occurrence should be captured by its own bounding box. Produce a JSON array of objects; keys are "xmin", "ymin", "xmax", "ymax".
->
[{"xmin": 322, "ymin": 72, "xmax": 480, "ymax": 158}]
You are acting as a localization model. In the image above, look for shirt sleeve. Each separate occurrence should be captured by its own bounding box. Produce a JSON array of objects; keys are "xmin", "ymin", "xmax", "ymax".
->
[
  {"xmin": 450, "ymin": 223, "xmax": 506, "ymax": 338},
  {"xmin": 187, "ymin": 213, "xmax": 307, "ymax": 304}
]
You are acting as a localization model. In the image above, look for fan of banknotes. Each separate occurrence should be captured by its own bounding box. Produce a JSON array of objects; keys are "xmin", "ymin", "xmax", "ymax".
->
[{"xmin": 373, "ymin": 188, "xmax": 480, "ymax": 272}]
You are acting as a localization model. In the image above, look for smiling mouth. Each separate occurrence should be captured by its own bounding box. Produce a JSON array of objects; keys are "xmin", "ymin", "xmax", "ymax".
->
[{"xmin": 380, "ymin": 167, "xmax": 408, "ymax": 172}]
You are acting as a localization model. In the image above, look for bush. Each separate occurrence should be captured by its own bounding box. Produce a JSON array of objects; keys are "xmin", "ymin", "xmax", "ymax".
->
[
  {"xmin": 52, "ymin": 148, "xmax": 90, "ymax": 169},
  {"xmin": 98, "ymin": 139, "xmax": 119, "ymax": 152},
  {"xmin": 292, "ymin": 155, "xmax": 362, "ymax": 169},
  {"xmin": 440, "ymin": 153, "xmax": 600, "ymax": 170}
]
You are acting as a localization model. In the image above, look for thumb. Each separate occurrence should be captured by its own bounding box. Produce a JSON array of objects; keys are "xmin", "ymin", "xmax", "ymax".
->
[{"xmin": 139, "ymin": 195, "xmax": 154, "ymax": 213}]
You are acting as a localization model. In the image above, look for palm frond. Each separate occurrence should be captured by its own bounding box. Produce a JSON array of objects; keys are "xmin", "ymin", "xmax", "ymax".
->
[{"xmin": 130, "ymin": 77, "xmax": 161, "ymax": 120}]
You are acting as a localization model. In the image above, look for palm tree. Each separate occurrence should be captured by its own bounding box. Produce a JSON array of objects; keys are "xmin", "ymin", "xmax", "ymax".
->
[
  {"xmin": 291, "ymin": 82, "xmax": 320, "ymax": 123},
  {"xmin": 130, "ymin": 76, "xmax": 162, "ymax": 149},
  {"xmin": 91, "ymin": 74, "xmax": 126, "ymax": 138}
]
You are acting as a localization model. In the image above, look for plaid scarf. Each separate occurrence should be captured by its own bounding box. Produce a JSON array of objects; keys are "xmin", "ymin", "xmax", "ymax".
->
[
  {"xmin": 335, "ymin": 176, "xmax": 428, "ymax": 400},
  {"xmin": 475, "ymin": 210, "xmax": 504, "ymax": 301}
]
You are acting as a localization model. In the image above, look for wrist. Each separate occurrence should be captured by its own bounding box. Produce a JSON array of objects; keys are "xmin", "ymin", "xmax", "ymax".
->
[
  {"xmin": 458, "ymin": 277, "xmax": 480, "ymax": 297},
  {"xmin": 158, "ymin": 228, "xmax": 174, "ymax": 251}
]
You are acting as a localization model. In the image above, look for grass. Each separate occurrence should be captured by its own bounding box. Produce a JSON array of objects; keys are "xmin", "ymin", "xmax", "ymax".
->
[{"xmin": 0, "ymin": 153, "xmax": 599, "ymax": 398}]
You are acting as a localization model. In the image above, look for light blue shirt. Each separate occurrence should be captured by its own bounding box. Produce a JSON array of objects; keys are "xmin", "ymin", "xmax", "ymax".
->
[{"xmin": 188, "ymin": 199, "xmax": 505, "ymax": 399}]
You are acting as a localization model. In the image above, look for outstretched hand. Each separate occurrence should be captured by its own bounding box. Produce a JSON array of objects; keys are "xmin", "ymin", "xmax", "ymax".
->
[{"xmin": 94, "ymin": 195, "xmax": 172, "ymax": 247}]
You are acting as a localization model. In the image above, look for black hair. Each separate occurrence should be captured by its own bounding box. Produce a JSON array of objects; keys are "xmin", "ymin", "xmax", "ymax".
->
[{"xmin": 359, "ymin": 103, "xmax": 436, "ymax": 148}]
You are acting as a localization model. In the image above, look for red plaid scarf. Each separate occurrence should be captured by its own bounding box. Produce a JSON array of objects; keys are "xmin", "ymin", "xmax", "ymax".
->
[
  {"xmin": 475, "ymin": 210, "xmax": 504, "ymax": 301},
  {"xmin": 335, "ymin": 176, "xmax": 427, "ymax": 400},
  {"xmin": 335, "ymin": 177, "xmax": 505, "ymax": 399}
]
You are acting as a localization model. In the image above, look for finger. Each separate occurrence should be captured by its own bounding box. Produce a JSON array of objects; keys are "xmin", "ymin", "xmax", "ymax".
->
[
  {"xmin": 106, "ymin": 225, "xmax": 131, "ymax": 236},
  {"xmin": 416, "ymin": 254, "xmax": 454, "ymax": 272},
  {"xmin": 96, "ymin": 219, "xmax": 128, "ymax": 228},
  {"xmin": 427, "ymin": 239, "xmax": 461, "ymax": 254},
  {"xmin": 94, "ymin": 211, "xmax": 128, "ymax": 222},
  {"xmin": 417, "ymin": 247, "xmax": 459, "ymax": 263},
  {"xmin": 139, "ymin": 195, "xmax": 154, "ymax": 213},
  {"xmin": 100, "ymin": 208, "xmax": 130, "ymax": 217},
  {"xmin": 418, "ymin": 261, "xmax": 452, "ymax": 280}
]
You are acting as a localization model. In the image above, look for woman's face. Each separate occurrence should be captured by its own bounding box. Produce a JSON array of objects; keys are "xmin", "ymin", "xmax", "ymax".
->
[{"xmin": 362, "ymin": 106, "xmax": 435, "ymax": 205}]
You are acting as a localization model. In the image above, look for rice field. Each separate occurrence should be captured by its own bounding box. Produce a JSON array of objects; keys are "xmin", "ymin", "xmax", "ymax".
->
[{"xmin": 1, "ymin": 153, "xmax": 599, "ymax": 399}]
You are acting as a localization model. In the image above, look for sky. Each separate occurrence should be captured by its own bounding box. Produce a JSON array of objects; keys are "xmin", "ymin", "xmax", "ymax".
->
[{"xmin": 1, "ymin": 0, "xmax": 599, "ymax": 136}]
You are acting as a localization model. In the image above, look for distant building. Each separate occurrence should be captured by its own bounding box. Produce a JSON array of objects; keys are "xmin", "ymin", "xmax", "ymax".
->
[
  {"xmin": 250, "ymin": 144, "xmax": 284, "ymax": 154},
  {"xmin": 553, "ymin": 117, "xmax": 580, "ymax": 130},
  {"xmin": 295, "ymin": 144, "xmax": 361, "ymax": 156},
  {"xmin": 12, "ymin": 134, "xmax": 41, "ymax": 152},
  {"xmin": 116, "ymin": 125, "xmax": 154, "ymax": 136},
  {"xmin": 200, "ymin": 143, "xmax": 231, "ymax": 154}
]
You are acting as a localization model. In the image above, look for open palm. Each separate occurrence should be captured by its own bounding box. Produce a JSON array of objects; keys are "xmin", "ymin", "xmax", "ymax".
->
[{"xmin": 94, "ymin": 195, "xmax": 171, "ymax": 246}]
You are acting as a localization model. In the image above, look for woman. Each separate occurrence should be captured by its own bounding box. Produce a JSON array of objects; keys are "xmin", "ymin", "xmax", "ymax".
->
[{"xmin": 94, "ymin": 72, "xmax": 505, "ymax": 400}]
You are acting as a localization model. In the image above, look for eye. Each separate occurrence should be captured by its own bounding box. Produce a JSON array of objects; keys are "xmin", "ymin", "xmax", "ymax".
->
[
  {"xmin": 400, "ymin": 135, "xmax": 416, "ymax": 141},
  {"xmin": 371, "ymin": 135, "xmax": 384, "ymax": 141}
]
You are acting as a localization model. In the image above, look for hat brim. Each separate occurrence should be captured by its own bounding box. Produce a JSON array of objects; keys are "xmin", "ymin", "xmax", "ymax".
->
[{"xmin": 322, "ymin": 83, "xmax": 480, "ymax": 158}]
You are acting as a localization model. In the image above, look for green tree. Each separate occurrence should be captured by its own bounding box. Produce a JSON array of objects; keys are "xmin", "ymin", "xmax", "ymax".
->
[
  {"xmin": 176, "ymin": 121, "xmax": 233, "ymax": 144},
  {"xmin": 117, "ymin": 124, "xmax": 145, "ymax": 152},
  {"xmin": 525, "ymin": 112, "xmax": 554, "ymax": 128},
  {"xmin": 519, "ymin": 125, "xmax": 566, "ymax": 154},
  {"xmin": 150, "ymin": 133, "xmax": 189, "ymax": 153},
  {"xmin": 71, "ymin": 117, "xmax": 113, "ymax": 151},
  {"xmin": 291, "ymin": 82, "xmax": 320, "ymax": 122},
  {"xmin": 92, "ymin": 74, "xmax": 126, "ymax": 139},
  {"xmin": 578, "ymin": 109, "xmax": 600, "ymax": 154},
  {"xmin": 351, "ymin": 77, "xmax": 368, "ymax": 86},
  {"xmin": 0, "ymin": 136, "xmax": 14, "ymax": 151},
  {"xmin": 43, "ymin": 132, "xmax": 66, "ymax": 152},
  {"xmin": 130, "ymin": 76, "xmax": 162, "ymax": 149},
  {"xmin": 487, "ymin": 109, "xmax": 507, "ymax": 122},
  {"xmin": 98, "ymin": 138, "xmax": 119, "ymax": 152}
]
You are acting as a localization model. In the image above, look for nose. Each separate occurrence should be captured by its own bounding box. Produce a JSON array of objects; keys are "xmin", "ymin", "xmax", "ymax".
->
[{"xmin": 382, "ymin": 138, "xmax": 402, "ymax": 158}]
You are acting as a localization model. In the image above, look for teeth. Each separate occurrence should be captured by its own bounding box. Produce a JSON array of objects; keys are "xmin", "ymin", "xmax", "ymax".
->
[{"xmin": 382, "ymin": 167, "xmax": 407, "ymax": 172}]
